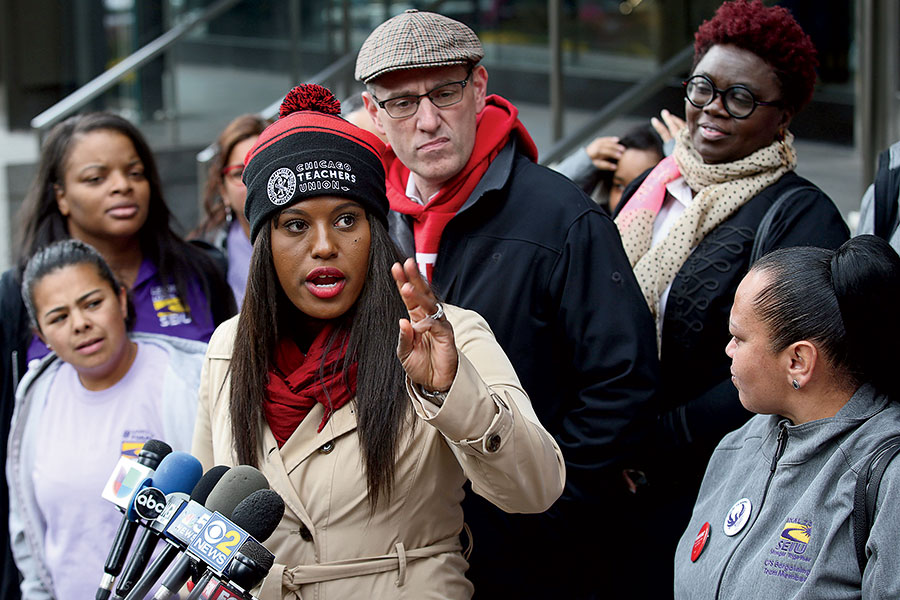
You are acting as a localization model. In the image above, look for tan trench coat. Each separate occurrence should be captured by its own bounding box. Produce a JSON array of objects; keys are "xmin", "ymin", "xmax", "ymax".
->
[{"xmin": 191, "ymin": 304, "xmax": 565, "ymax": 600}]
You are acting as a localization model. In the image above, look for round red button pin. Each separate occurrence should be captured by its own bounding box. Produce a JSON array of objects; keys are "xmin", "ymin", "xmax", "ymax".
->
[{"xmin": 691, "ymin": 522, "xmax": 711, "ymax": 562}]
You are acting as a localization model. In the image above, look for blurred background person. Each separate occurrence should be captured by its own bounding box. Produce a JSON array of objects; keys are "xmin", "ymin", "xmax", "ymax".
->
[
  {"xmin": 191, "ymin": 114, "xmax": 268, "ymax": 308},
  {"xmin": 8, "ymin": 240, "xmax": 204, "ymax": 599},
  {"xmin": 613, "ymin": 1, "xmax": 850, "ymax": 595},
  {"xmin": 556, "ymin": 123, "xmax": 664, "ymax": 213},
  {"xmin": 676, "ymin": 235, "xmax": 900, "ymax": 597},
  {"xmin": 856, "ymin": 138, "xmax": 900, "ymax": 252}
]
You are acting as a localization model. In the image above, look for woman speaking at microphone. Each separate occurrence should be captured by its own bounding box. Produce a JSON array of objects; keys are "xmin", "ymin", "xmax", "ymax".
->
[
  {"xmin": 7, "ymin": 240, "xmax": 207, "ymax": 599},
  {"xmin": 191, "ymin": 85, "xmax": 564, "ymax": 599}
]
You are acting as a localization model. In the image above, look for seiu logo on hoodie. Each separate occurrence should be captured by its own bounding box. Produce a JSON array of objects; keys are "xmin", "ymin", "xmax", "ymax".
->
[
  {"xmin": 763, "ymin": 518, "xmax": 813, "ymax": 583},
  {"xmin": 776, "ymin": 519, "xmax": 812, "ymax": 555}
]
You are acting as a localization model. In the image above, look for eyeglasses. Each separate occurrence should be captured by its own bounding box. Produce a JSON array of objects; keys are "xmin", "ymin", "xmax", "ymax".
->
[
  {"xmin": 371, "ymin": 70, "xmax": 472, "ymax": 119},
  {"xmin": 683, "ymin": 74, "xmax": 782, "ymax": 119},
  {"xmin": 222, "ymin": 164, "xmax": 244, "ymax": 185}
]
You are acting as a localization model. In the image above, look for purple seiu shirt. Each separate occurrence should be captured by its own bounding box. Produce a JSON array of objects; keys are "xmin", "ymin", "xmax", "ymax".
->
[{"xmin": 27, "ymin": 258, "xmax": 214, "ymax": 361}]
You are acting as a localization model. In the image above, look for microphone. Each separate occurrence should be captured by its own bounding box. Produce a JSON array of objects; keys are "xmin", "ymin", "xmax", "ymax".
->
[
  {"xmin": 227, "ymin": 538, "xmax": 277, "ymax": 593},
  {"xmin": 122, "ymin": 465, "xmax": 231, "ymax": 600},
  {"xmin": 96, "ymin": 439, "xmax": 172, "ymax": 600},
  {"xmin": 188, "ymin": 488, "xmax": 283, "ymax": 578},
  {"xmin": 187, "ymin": 539, "xmax": 276, "ymax": 600},
  {"xmin": 115, "ymin": 452, "xmax": 203, "ymax": 597},
  {"xmin": 152, "ymin": 466, "xmax": 270, "ymax": 600},
  {"xmin": 186, "ymin": 490, "xmax": 283, "ymax": 600}
]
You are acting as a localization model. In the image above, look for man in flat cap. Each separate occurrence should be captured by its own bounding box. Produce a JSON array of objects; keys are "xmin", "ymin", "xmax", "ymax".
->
[{"xmin": 357, "ymin": 10, "xmax": 659, "ymax": 598}]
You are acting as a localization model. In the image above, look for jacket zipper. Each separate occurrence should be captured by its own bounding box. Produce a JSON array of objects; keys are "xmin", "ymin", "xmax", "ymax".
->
[
  {"xmin": 11, "ymin": 350, "xmax": 19, "ymax": 391},
  {"xmin": 715, "ymin": 421, "xmax": 789, "ymax": 599}
]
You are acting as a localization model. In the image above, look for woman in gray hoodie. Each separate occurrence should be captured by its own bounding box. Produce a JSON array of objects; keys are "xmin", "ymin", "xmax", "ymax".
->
[{"xmin": 675, "ymin": 235, "xmax": 900, "ymax": 599}]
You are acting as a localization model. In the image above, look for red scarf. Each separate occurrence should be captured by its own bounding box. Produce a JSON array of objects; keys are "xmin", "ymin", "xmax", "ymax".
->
[
  {"xmin": 264, "ymin": 325, "xmax": 357, "ymax": 447},
  {"xmin": 383, "ymin": 94, "xmax": 538, "ymax": 281}
]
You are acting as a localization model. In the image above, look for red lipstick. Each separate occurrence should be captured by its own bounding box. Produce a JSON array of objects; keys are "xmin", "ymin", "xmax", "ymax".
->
[{"xmin": 305, "ymin": 267, "xmax": 346, "ymax": 299}]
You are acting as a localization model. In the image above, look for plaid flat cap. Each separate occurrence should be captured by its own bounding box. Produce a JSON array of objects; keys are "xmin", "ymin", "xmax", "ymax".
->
[{"xmin": 355, "ymin": 10, "xmax": 484, "ymax": 83}]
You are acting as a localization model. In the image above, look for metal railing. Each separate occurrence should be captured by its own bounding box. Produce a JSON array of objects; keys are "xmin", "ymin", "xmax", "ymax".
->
[
  {"xmin": 541, "ymin": 44, "xmax": 694, "ymax": 167},
  {"xmin": 30, "ymin": 0, "xmax": 245, "ymax": 133},
  {"xmin": 193, "ymin": 49, "xmax": 359, "ymax": 192}
]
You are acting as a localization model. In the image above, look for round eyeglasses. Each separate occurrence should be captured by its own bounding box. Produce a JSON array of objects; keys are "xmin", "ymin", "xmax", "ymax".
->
[
  {"xmin": 372, "ymin": 70, "xmax": 472, "ymax": 119},
  {"xmin": 683, "ymin": 74, "xmax": 782, "ymax": 119}
]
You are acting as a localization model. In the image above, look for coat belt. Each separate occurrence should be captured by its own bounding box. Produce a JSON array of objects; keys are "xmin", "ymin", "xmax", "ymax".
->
[{"xmin": 258, "ymin": 536, "xmax": 465, "ymax": 599}]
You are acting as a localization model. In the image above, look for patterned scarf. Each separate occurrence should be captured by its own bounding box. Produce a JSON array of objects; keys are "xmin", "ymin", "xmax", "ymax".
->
[
  {"xmin": 616, "ymin": 127, "xmax": 797, "ymax": 331},
  {"xmin": 384, "ymin": 94, "xmax": 538, "ymax": 281},
  {"xmin": 264, "ymin": 325, "xmax": 357, "ymax": 446}
]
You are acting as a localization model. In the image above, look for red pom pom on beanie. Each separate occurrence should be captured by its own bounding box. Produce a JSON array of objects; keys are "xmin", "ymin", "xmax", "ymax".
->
[
  {"xmin": 243, "ymin": 83, "xmax": 389, "ymax": 243},
  {"xmin": 279, "ymin": 84, "xmax": 342, "ymax": 118}
]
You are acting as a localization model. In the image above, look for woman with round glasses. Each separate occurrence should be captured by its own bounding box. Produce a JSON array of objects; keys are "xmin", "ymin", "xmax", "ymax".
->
[
  {"xmin": 192, "ymin": 114, "xmax": 269, "ymax": 308},
  {"xmin": 612, "ymin": 1, "xmax": 849, "ymax": 595}
]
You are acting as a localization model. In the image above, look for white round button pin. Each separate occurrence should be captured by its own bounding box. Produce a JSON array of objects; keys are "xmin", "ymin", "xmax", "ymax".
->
[{"xmin": 723, "ymin": 498, "xmax": 752, "ymax": 536}]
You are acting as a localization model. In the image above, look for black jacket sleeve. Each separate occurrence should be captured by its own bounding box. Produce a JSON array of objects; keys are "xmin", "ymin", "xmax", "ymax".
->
[
  {"xmin": 546, "ymin": 209, "xmax": 661, "ymax": 502},
  {"xmin": 0, "ymin": 268, "xmax": 29, "ymax": 600},
  {"xmin": 187, "ymin": 240, "xmax": 238, "ymax": 326}
]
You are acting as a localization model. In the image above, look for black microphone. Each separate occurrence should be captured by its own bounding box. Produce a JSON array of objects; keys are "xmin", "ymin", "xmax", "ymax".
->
[
  {"xmin": 186, "ymin": 490, "xmax": 283, "ymax": 600},
  {"xmin": 115, "ymin": 451, "xmax": 203, "ymax": 597},
  {"xmin": 229, "ymin": 489, "xmax": 285, "ymax": 545},
  {"xmin": 152, "ymin": 466, "xmax": 270, "ymax": 600},
  {"xmin": 96, "ymin": 439, "xmax": 172, "ymax": 600},
  {"xmin": 187, "ymin": 539, "xmax": 276, "ymax": 600},
  {"xmin": 122, "ymin": 465, "xmax": 231, "ymax": 600}
]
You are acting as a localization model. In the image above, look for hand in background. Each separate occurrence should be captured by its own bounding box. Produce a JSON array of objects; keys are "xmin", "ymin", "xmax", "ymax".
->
[
  {"xmin": 585, "ymin": 136, "xmax": 626, "ymax": 171},
  {"xmin": 392, "ymin": 258, "xmax": 458, "ymax": 395},
  {"xmin": 651, "ymin": 109, "xmax": 686, "ymax": 143}
]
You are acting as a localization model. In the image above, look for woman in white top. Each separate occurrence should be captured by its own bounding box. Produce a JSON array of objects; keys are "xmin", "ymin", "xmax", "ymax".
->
[{"xmin": 7, "ymin": 239, "xmax": 206, "ymax": 599}]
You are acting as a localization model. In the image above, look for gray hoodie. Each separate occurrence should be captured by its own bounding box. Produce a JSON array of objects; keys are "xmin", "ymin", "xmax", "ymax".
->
[
  {"xmin": 675, "ymin": 384, "xmax": 900, "ymax": 599},
  {"xmin": 6, "ymin": 332, "xmax": 207, "ymax": 599}
]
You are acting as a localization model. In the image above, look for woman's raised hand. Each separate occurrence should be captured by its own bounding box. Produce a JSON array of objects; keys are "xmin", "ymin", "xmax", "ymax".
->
[{"xmin": 392, "ymin": 258, "xmax": 458, "ymax": 395}]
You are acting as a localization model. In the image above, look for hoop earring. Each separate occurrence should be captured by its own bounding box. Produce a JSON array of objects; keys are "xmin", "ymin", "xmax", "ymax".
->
[{"xmin": 792, "ymin": 379, "xmax": 800, "ymax": 390}]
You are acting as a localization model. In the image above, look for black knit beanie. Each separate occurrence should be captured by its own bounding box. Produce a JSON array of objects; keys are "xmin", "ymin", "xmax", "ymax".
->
[{"xmin": 242, "ymin": 84, "xmax": 389, "ymax": 243}]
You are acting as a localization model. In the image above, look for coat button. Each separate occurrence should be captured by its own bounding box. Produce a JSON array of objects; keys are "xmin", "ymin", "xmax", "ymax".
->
[
  {"xmin": 318, "ymin": 441, "xmax": 335, "ymax": 454},
  {"xmin": 299, "ymin": 525, "xmax": 313, "ymax": 542},
  {"xmin": 487, "ymin": 434, "xmax": 501, "ymax": 452}
]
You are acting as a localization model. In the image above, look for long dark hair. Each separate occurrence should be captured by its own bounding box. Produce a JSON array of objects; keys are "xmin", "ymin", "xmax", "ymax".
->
[
  {"xmin": 751, "ymin": 235, "xmax": 900, "ymax": 399},
  {"xmin": 229, "ymin": 214, "xmax": 410, "ymax": 507},
  {"xmin": 193, "ymin": 114, "xmax": 268, "ymax": 238},
  {"xmin": 16, "ymin": 112, "xmax": 222, "ymax": 324}
]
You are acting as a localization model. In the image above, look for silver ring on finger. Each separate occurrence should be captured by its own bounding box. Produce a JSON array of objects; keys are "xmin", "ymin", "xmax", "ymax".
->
[{"xmin": 426, "ymin": 302, "xmax": 445, "ymax": 321}]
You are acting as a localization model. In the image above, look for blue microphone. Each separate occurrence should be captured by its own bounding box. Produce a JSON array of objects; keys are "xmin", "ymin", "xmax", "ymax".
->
[
  {"xmin": 116, "ymin": 452, "xmax": 203, "ymax": 596},
  {"xmin": 122, "ymin": 466, "xmax": 231, "ymax": 600}
]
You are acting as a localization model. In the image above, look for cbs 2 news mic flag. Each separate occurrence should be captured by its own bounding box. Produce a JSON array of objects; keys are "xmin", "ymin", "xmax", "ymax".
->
[{"xmin": 188, "ymin": 512, "xmax": 274, "ymax": 577}]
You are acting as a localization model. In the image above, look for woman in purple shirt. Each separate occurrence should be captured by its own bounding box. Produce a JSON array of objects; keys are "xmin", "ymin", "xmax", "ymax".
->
[
  {"xmin": 0, "ymin": 113, "xmax": 235, "ymax": 600},
  {"xmin": 10, "ymin": 112, "xmax": 236, "ymax": 362}
]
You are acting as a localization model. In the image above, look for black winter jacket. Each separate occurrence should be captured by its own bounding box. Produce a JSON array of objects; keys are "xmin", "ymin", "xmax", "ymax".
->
[
  {"xmin": 614, "ymin": 169, "xmax": 850, "ymax": 598},
  {"xmin": 0, "ymin": 270, "xmax": 28, "ymax": 600},
  {"xmin": 388, "ymin": 138, "xmax": 660, "ymax": 598}
]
